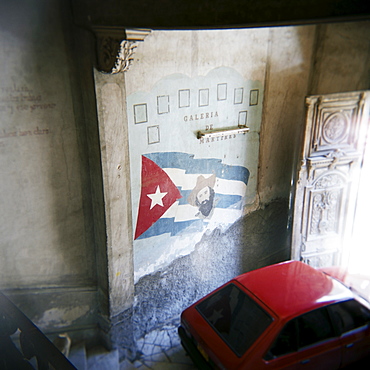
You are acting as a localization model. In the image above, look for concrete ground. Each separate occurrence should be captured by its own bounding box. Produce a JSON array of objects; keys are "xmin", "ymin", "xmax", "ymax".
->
[
  {"xmin": 120, "ymin": 344, "xmax": 195, "ymax": 370},
  {"xmin": 119, "ymin": 323, "xmax": 195, "ymax": 369}
]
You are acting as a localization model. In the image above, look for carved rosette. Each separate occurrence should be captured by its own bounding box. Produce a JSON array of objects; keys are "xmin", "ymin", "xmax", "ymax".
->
[
  {"xmin": 93, "ymin": 27, "xmax": 151, "ymax": 74},
  {"xmin": 322, "ymin": 112, "xmax": 348, "ymax": 144}
]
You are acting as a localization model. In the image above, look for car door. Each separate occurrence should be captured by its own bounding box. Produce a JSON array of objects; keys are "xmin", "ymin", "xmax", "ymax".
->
[
  {"xmin": 265, "ymin": 307, "xmax": 342, "ymax": 369},
  {"xmin": 328, "ymin": 299, "xmax": 370, "ymax": 367}
]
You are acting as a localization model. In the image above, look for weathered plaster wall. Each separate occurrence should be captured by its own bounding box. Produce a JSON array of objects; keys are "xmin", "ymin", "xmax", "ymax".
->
[
  {"xmin": 124, "ymin": 27, "xmax": 313, "ymax": 260},
  {"xmin": 93, "ymin": 71, "xmax": 134, "ymax": 319},
  {"xmin": 128, "ymin": 68, "xmax": 263, "ymax": 281},
  {"xmin": 0, "ymin": 0, "xmax": 102, "ymax": 337},
  {"xmin": 310, "ymin": 22, "xmax": 370, "ymax": 95},
  {"xmin": 125, "ymin": 29, "xmax": 271, "ymax": 283},
  {"xmin": 1, "ymin": 0, "xmax": 369, "ymax": 358},
  {"xmin": 125, "ymin": 29, "xmax": 268, "ymax": 97},
  {"xmin": 97, "ymin": 22, "xmax": 370, "ymax": 358},
  {"xmin": 96, "ymin": 27, "xmax": 312, "ymax": 357},
  {"xmin": 259, "ymin": 21, "xmax": 370, "ymax": 205},
  {"xmin": 258, "ymin": 25, "xmax": 316, "ymax": 204}
]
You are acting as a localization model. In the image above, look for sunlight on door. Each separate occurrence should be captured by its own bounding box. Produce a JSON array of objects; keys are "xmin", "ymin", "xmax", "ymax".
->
[
  {"xmin": 348, "ymin": 132, "xmax": 370, "ymax": 276},
  {"xmin": 291, "ymin": 91, "xmax": 369, "ymax": 270}
]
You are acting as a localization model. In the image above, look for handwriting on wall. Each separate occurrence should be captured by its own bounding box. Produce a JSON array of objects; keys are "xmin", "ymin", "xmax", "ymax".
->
[
  {"xmin": 0, "ymin": 84, "xmax": 55, "ymax": 146},
  {"xmin": 0, "ymin": 127, "xmax": 50, "ymax": 147},
  {"xmin": 0, "ymin": 84, "xmax": 56, "ymax": 115},
  {"xmin": 0, "ymin": 127, "xmax": 50, "ymax": 139}
]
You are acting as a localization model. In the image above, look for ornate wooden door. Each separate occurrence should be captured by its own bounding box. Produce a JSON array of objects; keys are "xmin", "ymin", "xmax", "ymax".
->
[{"xmin": 291, "ymin": 91, "xmax": 370, "ymax": 268}]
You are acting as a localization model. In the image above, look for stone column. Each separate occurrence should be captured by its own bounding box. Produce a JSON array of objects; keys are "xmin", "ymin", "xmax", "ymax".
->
[
  {"xmin": 92, "ymin": 27, "xmax": 150, "ymax": 357},
  {"xmin": 94, "ymin": 70, "xmax": 134, "ymax": 316}
]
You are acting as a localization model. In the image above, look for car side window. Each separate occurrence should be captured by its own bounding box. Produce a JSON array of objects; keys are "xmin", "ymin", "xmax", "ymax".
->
[
  {"xmin": 297, "ymin": 307, "xmax": 336, "ymax": 348},
  {"xmin": 328, "ymin": 299, "xmax": 370, "ymax": 334},
  {"xmin": 266, "ymin": 320, "xmax": 297, "ymax": 359},
  {"xmin": 266, "ymin": 307, "xmax": 336, "ymax": 361}
]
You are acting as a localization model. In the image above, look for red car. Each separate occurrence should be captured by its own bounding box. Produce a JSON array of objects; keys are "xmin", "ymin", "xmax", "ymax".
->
[{"xmin": 178, "ymin": 260, "xmax": 370, "ymax": 369}]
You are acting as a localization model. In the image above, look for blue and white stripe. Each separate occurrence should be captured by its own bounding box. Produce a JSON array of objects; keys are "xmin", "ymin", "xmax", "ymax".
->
[{"xmin": 136, "ymin": 152, "xmax": 249, "ymax": 239}]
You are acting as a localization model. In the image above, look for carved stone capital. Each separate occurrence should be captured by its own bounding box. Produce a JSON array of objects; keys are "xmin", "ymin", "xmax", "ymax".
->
[{"xmin": 93, "ymin": 27, "xmax": 151, "ymax": 74}]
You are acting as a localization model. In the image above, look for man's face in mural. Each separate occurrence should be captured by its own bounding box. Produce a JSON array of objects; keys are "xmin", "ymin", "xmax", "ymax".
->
[
  {"xmin": 196, "ymin": 186, "xmax": 211, "ymax": 204},
  {"xmin": 187, "ymin": 174, "xmax": 217, "ymax": 219},
  {"xmin": 196, "ymin": 186, "xmax": 215, "ymax": 217}
]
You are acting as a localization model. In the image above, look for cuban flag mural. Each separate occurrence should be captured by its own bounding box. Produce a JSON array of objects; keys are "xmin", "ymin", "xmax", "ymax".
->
[
  {"xmin": 134, "ymin": 152, "xmax": 250, "ymax": 240},
  {"xmin": 126, "ymin": 67, "xmax": 263, "ymax": 280}
]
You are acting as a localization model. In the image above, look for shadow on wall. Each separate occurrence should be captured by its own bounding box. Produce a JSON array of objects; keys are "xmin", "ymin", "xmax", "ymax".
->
[
  {"xmin": 258, "ymin": 25, "xmax": 316, "ymax": 203},
  {"xmin": 130, "ymin": 198, "xmax": 290, "ymax": 346},
  {"xmin": 0, "ymin": 0, "xmax": 99, "ymax": 334}
]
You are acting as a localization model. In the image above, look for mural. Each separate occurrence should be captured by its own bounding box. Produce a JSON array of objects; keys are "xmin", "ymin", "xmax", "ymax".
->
[
  {"xmin": 134, "ymin": 152, "xmax": 250, "ymax": 240},
  {"xmin": 127, "ymin": 67, "xmax": 263, "ymax": 281}
]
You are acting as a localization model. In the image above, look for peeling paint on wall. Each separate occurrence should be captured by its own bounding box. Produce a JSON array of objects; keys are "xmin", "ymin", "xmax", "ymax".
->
[
  {"xmin": 127, "ymin": 67, "xmax": 264, "ymax": 281},
  {"xmin": 34, "ymin": 305, "xmax": 91, "ymax": 329}
]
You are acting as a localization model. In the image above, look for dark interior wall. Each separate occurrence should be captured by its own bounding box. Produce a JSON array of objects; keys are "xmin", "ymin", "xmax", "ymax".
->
[
  {"xmin": 309, "ymin": 22, "xmax": 370, "ymax": 94},
  {"xmin": 72, "ymin": 0, "xmax": 370, "ymax": 29},
  {"xmin": 0, "ymin": 0, "xmax": 108, "ymax": 344},
  {"xmin": 67, "ymin": 24, "xmax": 111, "ymax": 341}
]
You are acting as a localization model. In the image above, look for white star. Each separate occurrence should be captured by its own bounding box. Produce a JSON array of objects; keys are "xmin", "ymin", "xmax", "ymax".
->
[{"xmin": 147, "ymin": 186, "xmax": 168, "ymax": 210}]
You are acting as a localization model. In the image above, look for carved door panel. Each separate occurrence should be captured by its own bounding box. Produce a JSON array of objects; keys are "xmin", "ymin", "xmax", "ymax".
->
[{"xmin": 291, "ymin": 91, "xmax": 370, "ymax": 268}]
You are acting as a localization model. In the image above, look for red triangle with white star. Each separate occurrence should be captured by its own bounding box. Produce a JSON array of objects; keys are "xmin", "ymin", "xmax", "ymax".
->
[{"xmin": 134, "ymin": 155, "xmax": 182, "ymax": 239}]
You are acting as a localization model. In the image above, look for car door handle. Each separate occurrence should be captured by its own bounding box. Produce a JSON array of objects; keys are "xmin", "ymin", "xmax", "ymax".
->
[
  {"xmin": 301, "ymin": 359, "xmax": 310, "ymax": 364},
  {"xmin": 345, "ymin": 343, "xmax": 354, "ymax": 348}
]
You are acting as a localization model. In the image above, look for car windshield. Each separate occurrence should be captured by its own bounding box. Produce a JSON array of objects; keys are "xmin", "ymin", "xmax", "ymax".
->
[{"xmin": 196, "ymin": 283, "xmax": 273, "ymax": 357}]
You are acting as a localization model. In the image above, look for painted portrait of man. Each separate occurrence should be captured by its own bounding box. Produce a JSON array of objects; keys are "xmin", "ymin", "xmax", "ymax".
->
[{"xmin": 188, "ymin": 174, "xmax": 216, "ymax": 218}]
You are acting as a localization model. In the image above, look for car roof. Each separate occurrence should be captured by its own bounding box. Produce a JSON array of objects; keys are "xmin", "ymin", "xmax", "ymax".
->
[{"xmin": 234, "ymin": 260, "xmax": 353, "ymax": 319}]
